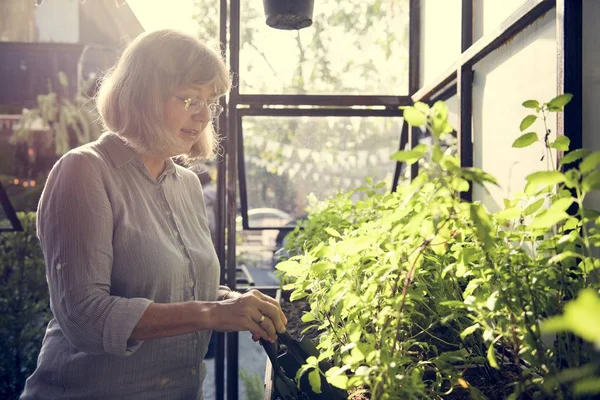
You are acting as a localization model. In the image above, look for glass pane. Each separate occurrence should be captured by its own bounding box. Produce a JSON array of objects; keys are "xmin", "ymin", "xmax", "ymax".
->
[
  {"xmin": 239, "ymin": 0, "xmax": 410, "ymax": 95},
  {"xmin": 241, "ymin": 115, "xmax": 403, "ymax": 225}
]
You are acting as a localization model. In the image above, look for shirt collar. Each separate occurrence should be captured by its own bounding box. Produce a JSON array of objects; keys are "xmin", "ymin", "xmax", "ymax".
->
[{"xmin": 100, "ymin": 132, "xmax": 182, "ymax": 178}]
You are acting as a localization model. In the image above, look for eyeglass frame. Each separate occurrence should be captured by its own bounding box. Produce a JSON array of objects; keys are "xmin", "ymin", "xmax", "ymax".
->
[{"xmin": 171, "ymin": 95, "xmax": 224, "ymax": 119}]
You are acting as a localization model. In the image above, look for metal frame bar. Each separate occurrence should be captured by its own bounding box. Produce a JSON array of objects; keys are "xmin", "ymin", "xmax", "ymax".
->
[
  {"xmin": 408, "ymin": 0, "xmax": 421, "ymax": 181},
  {"xmin": 236, "ymin": 94, "xmax": 411, "ymax": 107},
  {"xmin": 429, "ymin": 84, "xmax": 457, "ymax": 105},
  {"xmin": 226, "ymin": 0, "xmax": 240, "ymax": 398},
  {"xmin": 215, "ymin": 0, "xmax": 228, "ymax": 397},
  {"xmin": 412, "ymin": 0, "xmax": 555, "ymax": 103},
  {"xmin": 236, "ymin": 107, "xmax": 405, "ymax": 117},
  {"xmin": 457, "ymin": 0, "xmax": 474, "ymax": 201},
  {"xmin": 556, "ymin": 0, "xmax": 582, "ymax": 162},
  {"xmin": 0, "ymin": 181, "xmax": 22, "ymax": 232},
  {"xmin": 391, "ymin": 0, "xmax": 420, "ymax": 189},
  {"xmin": 391, "ymin": 123, "xmax": 410, "ymax": 193}
]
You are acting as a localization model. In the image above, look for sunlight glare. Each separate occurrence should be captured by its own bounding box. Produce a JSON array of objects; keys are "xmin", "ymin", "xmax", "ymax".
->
[{"xmin": 127, "ymin": 0, "xmax": 199, "ymax": 36}]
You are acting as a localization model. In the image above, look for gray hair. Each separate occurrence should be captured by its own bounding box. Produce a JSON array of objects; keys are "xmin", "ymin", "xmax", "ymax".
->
[{"xmin": 96, "ymin": 29, "xmax": 231, "ymax": 162}]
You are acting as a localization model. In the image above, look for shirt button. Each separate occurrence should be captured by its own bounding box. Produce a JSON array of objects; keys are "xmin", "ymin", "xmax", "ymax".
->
[
  {"xmin": 166, "ymin": 210, "xmax": 171, "ymax": 216},
  {"xmin": 56, "ymin": 263, "xmax": 62, "ymax": 270},
  {"xmin": 188, "ymin": 280, "xmax": 195, "ymax": 288},
  {"xmin": 191, "ymin": 294, "xmax": 195, "ymax": 300},
  {"xmin": 179, "ymin": 245, "xmax": 185, "ymax": 251},
  {"xmin": 191, "ymin": 368, "xmax": 197, "ymax": 375}
]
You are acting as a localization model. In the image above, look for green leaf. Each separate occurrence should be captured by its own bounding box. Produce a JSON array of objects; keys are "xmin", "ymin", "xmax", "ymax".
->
[
  {"xmin": 487, "ymin": 337, "xmax": 502, "ymax": 369},
  {"xmin": 390, "ymin": 144, "xmax": 428, "ymax": 165},
  {"xmin": 461, "ymin": 168, "xmax": 498, "ymax": 186},
  {"xmin": 471, "ymin": 204, "xmax": 494, "ymax": 249},
  {"xmin": 548, "ymin": 93, "xmax": 573, "ymax": 110},
  {"xmin": 547, "ymin": 251, "xmax": 584, "ymax": 265},
  {"xmin": 431, "ymin": 101, "xmax": 450, "ymax": 136},
  {"xmin": 311, "ymin": 261, "xmax": 335, "ymax": 274},
  {"xmin": 550, "ymin": 135, "xmax": 570, "ymax": 151},
  {"xmin": 522, "ymin": 99, "xmax": 540, "ymax": 109},
  {"xmin": 325, "ymin": 368, "xmax": 349, "ymax": 390},
  {"xmin": 524, "ymin": 198, "xmax": 545, "ymax": 216},
  {"xmin": 520, "ymin": 115, "xmax": 537, "ymax": 131},
  {"xmin": 301, "ymin": 313, "xmax": 316, "ymax": 323},
  {"xmin": 460, "ymin": 323, "xmax": 480, "ymax": 340},
  {"xmin": 574, "ymin": 377, "xmax": 600, "ymax": 395},
  {"xmin": 580, "ymin": 151, "xmax": 600, "ymax": 174},
  {"xmin": 549, "ymin": 197, "xmax": 574, "ymax": 213},
  {"xmin": 306, "ymin": 356, "xmax": 318, "ymax": 366},
  {"xmin": 582, "ymin": 171, "xmax": 600, "ymax": 192},
  {"xmin": 512, "ymin": 132, "xmax": 538, "ymax": 148},
  {"xmin": 578, "ymin": 258, "xmax": 596, "ymax": 273},
  {"xmin": 404, "ymin": 106, "xmax": 427, "ymax": 126},
  {"xmin": 440, "ymin": 300, "xmax": 469, "ymax": 308},
  {"xmin": 290, "ymin": 289, "xmax": 308, "ymax": 301},
  {"xmin": 525, "ymin": 171, "xmax": 566, "ymax": 194},
  {"xmin": 349, "ymin": 346, "xmax": 365, "ymax": 363},
  {"xmin": 318, "ymin": 349, "xmax": 334, "ymax": 362},
  {"xmin": 324, "ymin": 227, "xmax": 342, "ymax": 238},
  {"xmin": 276, "ymin": 260, "xmax": 305, "ymax": 277},
  {"xmin": 494, "ymin": 207, "xmax": 521, "ymax": 221},
  {"xmin": 526, "ymin": 170, "xmax": 566, "ymax": 186},
  {"xmin": 542, "ymin": 289, "xmax": 600, "ymax": 346},
  {"xmin": 295, "ymin": 363, "xmax": 315, "ymax": 387},
  {"xmin": 486, "ymin": 290, "xmax": 499, "ymax": 311},
  {"xmin": 560, "ymin": 149, "xmax": 591, "ymax": 166},
  {"xmin": 414, "ymin": 101, "xmax": 430, "ymax": 115},
  {"xmin": 530, "ymin": 210, "xmax": 570, "ymax": 230}
]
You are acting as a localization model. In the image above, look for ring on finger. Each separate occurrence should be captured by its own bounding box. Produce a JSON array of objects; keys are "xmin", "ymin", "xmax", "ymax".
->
[{"xmin": 257, "ymin": 314, "xmax": 265, "ymax": 324}]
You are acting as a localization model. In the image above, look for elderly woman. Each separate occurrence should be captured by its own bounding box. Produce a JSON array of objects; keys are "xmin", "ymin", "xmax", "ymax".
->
[{"xmin": 21, "ymin": 29, "xmax": 287, "ymax": 399}]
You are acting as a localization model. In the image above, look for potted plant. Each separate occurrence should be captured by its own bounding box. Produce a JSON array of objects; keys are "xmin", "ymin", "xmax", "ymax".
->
[
  {"xmin": 262, "ymin": 0, "xmax": 314, "ymax": 30},
  {"xmin": 271, "ymin": 96, "xmax": 600, "ymax": 399}
]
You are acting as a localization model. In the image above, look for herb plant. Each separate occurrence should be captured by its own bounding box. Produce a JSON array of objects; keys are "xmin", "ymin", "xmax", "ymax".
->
[{"xmin": 277, "ymin": 96, "xmax": 600, "ymax": 399}]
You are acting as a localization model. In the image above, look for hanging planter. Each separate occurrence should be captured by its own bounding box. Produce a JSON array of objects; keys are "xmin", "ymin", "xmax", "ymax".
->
[{"xmin": 262, "ymin": 0, "xmax": 314, "ymax": 30}]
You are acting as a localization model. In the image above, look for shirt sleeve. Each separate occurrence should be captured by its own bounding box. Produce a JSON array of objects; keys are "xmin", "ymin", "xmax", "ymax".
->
[{"xmin": 37, "ymin": 151, "xmax": 153, "ymax": 357}]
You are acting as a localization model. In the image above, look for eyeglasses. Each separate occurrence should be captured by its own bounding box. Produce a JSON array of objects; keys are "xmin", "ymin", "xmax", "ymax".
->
[{"xmin": 172, "ymin": 95, "xmax": 224, "ymax": 119}]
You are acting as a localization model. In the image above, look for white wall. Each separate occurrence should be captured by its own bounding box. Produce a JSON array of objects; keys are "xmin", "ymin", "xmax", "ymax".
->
[
  {"xmin": 471, "ymin": 10, "xmax": 556, "ymax": 211},
  {"xmin": 419, "ymin": 0, "xmax": 462, "ymax": 88},
  {"xmin": 583, "ymin": 0, "xmax": 600, "ymax": 211},
  {"xmin": 472, "ymin": 0, "xmax": 527, "ymax": 41},
  {"xmin": 35, "ymin": 0, "xmax": 79, "ymax": 43}
]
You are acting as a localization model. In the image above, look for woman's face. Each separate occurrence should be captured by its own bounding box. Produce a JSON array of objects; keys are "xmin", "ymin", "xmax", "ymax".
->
[{"xmin": 163, "ymin": 84, "xmax": 217, "ymax": 156}]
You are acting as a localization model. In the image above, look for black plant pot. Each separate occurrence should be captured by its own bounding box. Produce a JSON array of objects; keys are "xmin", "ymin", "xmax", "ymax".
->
[{"xmin": 262, "ymin": 0, "xmax": 314, "ymax": 30}]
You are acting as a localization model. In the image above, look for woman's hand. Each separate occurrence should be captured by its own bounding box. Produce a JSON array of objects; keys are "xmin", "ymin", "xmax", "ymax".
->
[{"xmin": 212, "ymin": 290, "xmax": 287, "ymax": 343}]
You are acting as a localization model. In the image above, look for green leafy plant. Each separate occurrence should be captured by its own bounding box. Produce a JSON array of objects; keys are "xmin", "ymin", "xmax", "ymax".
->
[
  {"xmin": 11, "ymin": 72, "xmax": 101, "ymax": 155},
  {"xmin": 277, "ymin": 95, "xmax": 600, "ymax": 399},
  {"xmin": 0, "ymin": 212, "xmax": 51, "ymax": 399},
  {"xmin": 240, "ymin": 368, "xmax": 264, "ymax": 400}
]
